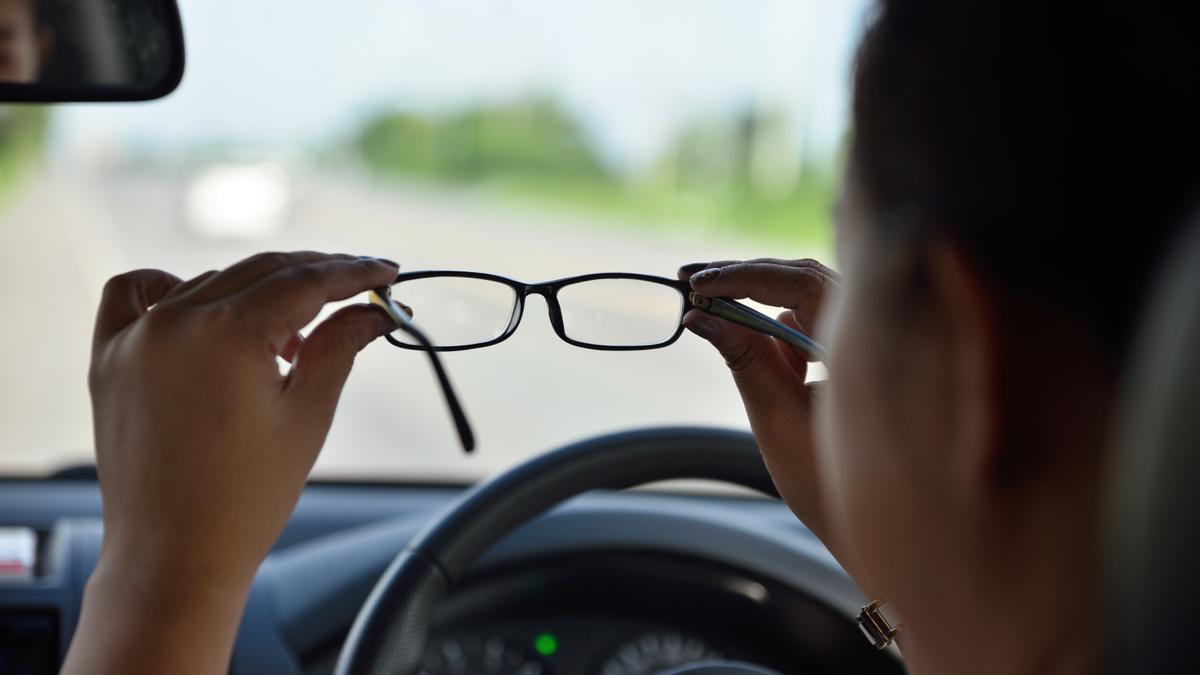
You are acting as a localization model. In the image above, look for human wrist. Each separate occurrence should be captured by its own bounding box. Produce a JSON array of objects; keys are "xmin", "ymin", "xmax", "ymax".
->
[
  {"xmin": 97, "ymin": 524, "xmax": 264, "ymax": 595},
  {"xmin": 64, "ymin": 558, "xmax": 253, "ymax": 675},
  {"xmin": 86, "ymin": 550, "xmax": 253, "ymax": 612}
]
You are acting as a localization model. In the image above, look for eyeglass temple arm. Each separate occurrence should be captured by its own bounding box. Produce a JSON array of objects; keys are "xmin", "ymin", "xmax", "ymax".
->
[
  {"xmin": 688, "ymin": 291, "xmax": 827, "ymax": 361},
  {"xmin": 370, "ymin": 289, "xmax": 476, "ymax": 453}
]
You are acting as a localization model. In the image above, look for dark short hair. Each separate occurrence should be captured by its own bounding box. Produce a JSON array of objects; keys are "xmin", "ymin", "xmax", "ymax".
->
[{"xmin": 851, "ymin": 1, "xmax": 1200, "ymax": 368}]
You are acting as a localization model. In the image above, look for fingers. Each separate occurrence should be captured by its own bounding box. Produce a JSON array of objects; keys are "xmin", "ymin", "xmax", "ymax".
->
[
  {"xmin": 678, "ymin": 258, "xmax": 839, "ymax": 282},
  {"xmin": 94, "ymin": 254, "xmax": 398, "ymax": 373},
  {"xmin": 690, "ymin": 261, "xmax": 834, "ymax": 308},
  {"xmin": 157, "ymin": 269, "xmax": 218, "ymax": 305},
  {"xmin": 679, "ymin": 258, "xmax": 830, "ymax": 434},
  {"xmin": 233, "ymin": 257, "xmax": 400, "ymax": 339},
  {"xmin": 775, "ymin": 311, "xmax": 814, "ymax": 374},
  {"xmin": 93, "ymin": 269, "xmax": 184, "ymax": 350},
  {"xmin": 677, "ymin": 262, "xmax": 710, "ymax": 279},
  {"xmin": 683, "ymin": 307, "xmax": 807, "ymax": 378},
  {"xmin": 177, "ymin": 252, "xmax": 372, "ymax": 305},
  {"xmin": 677, "ymin": 260, "xmax": 740, "ymax": 281},
  {"xmin": 679, "ymin": 258, "xmax": 837, "ymax": 339},
  {"xmin": 279, "ymin": 332, "xmax": 304, "ymax": 364},
  {"xmin": 285, "ymin": 304, "xmax": 393, "ymax": 422},
  {"xmin": 681, "ymin": 306, "xmax": 811, "ymax": 431}
]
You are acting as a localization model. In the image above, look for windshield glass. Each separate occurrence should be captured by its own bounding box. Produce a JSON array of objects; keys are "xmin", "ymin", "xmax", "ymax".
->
[{"xmin": 0, "ymin": 0, "xmax": 867, "ymax": 481}]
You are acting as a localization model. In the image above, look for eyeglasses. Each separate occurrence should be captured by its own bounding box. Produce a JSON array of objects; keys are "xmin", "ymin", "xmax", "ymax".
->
[
  {"xmin": 370, "ymin": 271, "xmax": 826, "ymax": 454},
  {"xmin": 380, "ymin": 271, "xmax": 694, "ymax": 352}
]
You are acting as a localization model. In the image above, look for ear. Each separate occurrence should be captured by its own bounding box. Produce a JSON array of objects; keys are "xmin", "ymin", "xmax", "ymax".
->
[{"xmin": 926, "ymin": 241, "xmax": 1005, "ymax": 493}]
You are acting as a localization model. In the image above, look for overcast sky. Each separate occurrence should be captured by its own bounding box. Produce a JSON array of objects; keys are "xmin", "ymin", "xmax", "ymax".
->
[{"xmin": 54, "ymin": 0, "xmax": 870, "ymax": 170}]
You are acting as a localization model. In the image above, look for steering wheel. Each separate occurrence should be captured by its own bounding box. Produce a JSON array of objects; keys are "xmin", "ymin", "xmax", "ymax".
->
[{"xmin": 333, "ymin": 427, "xmax": 779, "ymax": 675}]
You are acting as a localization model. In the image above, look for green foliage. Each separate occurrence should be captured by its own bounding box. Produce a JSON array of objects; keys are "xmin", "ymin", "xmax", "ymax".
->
[
  {"xmin": 356, "ymin": 96, "xmax": 833, "ymax": 248},
  {"xmin": 359, "ymin": 97, "xmax": 610, "ymax": 183},
  {"xmin": 485, "ymin": 171, "xmax": 832, "ymax": 251},
  {"xmin": 0, "ymin": 106, "xmax": 48, "ymax": 204}
]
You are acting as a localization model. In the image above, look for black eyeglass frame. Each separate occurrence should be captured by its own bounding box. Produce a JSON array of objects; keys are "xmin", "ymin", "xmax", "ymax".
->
[{"xmin": 381, "ymin": 271, "xmax": 693, "ymax": 352}]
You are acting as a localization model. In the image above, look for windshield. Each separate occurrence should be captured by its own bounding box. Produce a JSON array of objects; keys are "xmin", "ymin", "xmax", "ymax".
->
[{"xmin": 0, "ymin": 0, "xmax": 867, "ymax": 481}]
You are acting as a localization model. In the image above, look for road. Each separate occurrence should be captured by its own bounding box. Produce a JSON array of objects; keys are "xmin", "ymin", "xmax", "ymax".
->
[{"xmin": 0, "ymin": 166, "xmax": 823, "ymax": 481}]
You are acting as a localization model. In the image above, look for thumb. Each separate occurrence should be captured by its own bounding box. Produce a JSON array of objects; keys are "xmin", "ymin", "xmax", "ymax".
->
[
  {"xmin": 285, "ymin": 304, "xmax": 393, "ymax": 420},
  {"xmin": 683, "ymin": 309, "xmax": 811, "ymax": 437}
]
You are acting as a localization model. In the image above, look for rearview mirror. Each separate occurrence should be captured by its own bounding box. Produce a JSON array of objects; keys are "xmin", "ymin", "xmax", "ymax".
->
[{"xmin": 0, "ymin": 0, "xmax": 184, "ymax": 102}]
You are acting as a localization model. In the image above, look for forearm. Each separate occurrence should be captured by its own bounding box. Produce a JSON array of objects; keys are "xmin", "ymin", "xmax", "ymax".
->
[{"xmin": 61, "ymin": 562, "xmax": 251, "ymax": 675}]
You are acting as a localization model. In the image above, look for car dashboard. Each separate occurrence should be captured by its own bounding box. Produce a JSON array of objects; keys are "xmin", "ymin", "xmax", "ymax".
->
[{"xmin": 0, "ymin": 479, "xmax": 903, "ymax": 675}]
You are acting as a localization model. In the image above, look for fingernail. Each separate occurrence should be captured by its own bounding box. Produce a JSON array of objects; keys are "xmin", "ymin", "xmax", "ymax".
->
[
  {"xmin": 360, "ymin": 256, "xmax": 400, "ymax": 268},
  {"xmin": 690, "ymin": 268, "xmax": 721, "ymax": 285},
  {"xmin": 679, "ymin": 262, "xmax": 709, "ymax": 276},
  {"xmin": 684, "ymin": 316, "xmax": 721, "ymax": 341}
]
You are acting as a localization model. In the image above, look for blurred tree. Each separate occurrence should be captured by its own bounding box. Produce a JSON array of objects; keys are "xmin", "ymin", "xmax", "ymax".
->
[
  {"xmin": 358, "ymin": 96, "xmax": 610, "ymax": 184},
  {"xmin": 359, "ymin": 112, "xmax": 441, "ymax": 177},
  {"xmin": 354, "ymin": 95, "xmax": 832, "ymax": 246},
  {"xmin": 0, "ymin": 106, "xmax": 50, "ymax": 203},
  {"xmin": 648, "ymin": 106, "xmax": 833, "ymax": 242}
]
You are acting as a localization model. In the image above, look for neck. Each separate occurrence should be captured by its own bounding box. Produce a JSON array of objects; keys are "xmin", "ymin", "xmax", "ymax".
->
[
  {"xmin": 899, "ymin": 377, "xmax": 1112, "ymax": 675},
  {"xmin": 897, "ymin": 484, "xmax": 1106, "ymax": 675}
]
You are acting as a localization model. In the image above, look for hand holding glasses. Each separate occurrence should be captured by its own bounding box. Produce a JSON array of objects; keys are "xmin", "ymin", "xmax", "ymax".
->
[{"xmin": 370, "ymin": 271, "xmax": 826, "ymax": 453}]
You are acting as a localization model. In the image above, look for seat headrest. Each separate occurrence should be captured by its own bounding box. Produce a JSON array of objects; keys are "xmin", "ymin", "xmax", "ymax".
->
[{"xmin": 1109, "ymin": 219, "xmax": 1200, "ymax": 674}]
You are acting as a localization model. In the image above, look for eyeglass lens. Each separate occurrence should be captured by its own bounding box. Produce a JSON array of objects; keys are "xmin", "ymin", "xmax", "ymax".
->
[
  {"xmin": 557, "ymin": 278, "xmax": 684, "ymax": 347},
  {"xmin": 387, "ymin": 276, "xmax": 519, "ymax": 348}
]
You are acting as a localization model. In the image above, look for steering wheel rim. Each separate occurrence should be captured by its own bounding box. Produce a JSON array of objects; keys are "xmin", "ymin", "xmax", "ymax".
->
[{"xmin": 334, "ymin": 426, "xmax": 778, "ymax": 675}]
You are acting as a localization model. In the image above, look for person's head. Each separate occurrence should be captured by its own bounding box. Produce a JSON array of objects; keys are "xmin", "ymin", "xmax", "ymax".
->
[
  {"xmin": 0, "ymin": 0, "xmax": 49, "ymax": 82},
  {"xmin": 817, "ymin": 1, "xmax": 1200, "ymax": 671}
]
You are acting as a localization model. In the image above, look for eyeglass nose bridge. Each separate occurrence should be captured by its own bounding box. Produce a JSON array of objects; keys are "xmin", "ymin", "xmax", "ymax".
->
[{"xmin": 521, "ymin": 283, "xmax": 567, "ymax": 338}]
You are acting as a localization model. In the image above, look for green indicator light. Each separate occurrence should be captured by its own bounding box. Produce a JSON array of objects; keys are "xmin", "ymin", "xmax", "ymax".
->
[{"xmin": 534, "ymin": 633, "xmax": 558, "ymax": 656}]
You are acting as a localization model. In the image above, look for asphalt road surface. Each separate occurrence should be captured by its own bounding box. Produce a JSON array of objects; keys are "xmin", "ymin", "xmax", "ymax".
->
[{"xmin": 0, "ymin": 166, "xmax": 824, "ymax": 482}]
